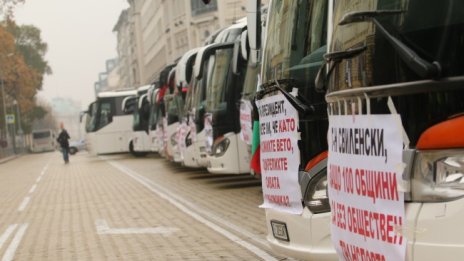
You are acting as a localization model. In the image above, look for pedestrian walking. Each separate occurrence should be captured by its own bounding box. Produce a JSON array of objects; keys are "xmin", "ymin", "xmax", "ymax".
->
[{"xmin": 57, "ymin": 123, "xmax": 71, "ymax": 164}]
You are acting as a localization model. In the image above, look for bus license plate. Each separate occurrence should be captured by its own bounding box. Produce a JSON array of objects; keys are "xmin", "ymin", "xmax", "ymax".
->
[{"xmin": 271, "ymin": 220, "xmax": 289, "ymax": 242}]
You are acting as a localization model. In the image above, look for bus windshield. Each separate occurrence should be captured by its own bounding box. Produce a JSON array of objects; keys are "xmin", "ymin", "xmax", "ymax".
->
[
  {"xmin": 261, "ymin": 0, "xmax": 327, "ymax": 88},
  {"xmin": 33, "ymin": 131, "xmax": 51, "ymax": 139},
  {"xmin": 328, "ymin": 0, "xmax": 464, "ymax": 145},
  {"xmin": 329, "ymin": 0, "xmax": 464, "ymax": 92},
  {"xmin": 133, "ymin": 96, "xmax": 150, "ymax": 131},
  {"xmin": 242, "ymin": 59, "xmax": 259, "ymax": 101},
  {"xmin": 206, "ymin": 48, "xmax": 233, "ymax": 113},
  {"xmin": 86, "ymin": 96, "xmax": 127, "ymax": 133},
  {"xmin": 260, "ymin": 0, "xmax": 329, "ymax": 164}
]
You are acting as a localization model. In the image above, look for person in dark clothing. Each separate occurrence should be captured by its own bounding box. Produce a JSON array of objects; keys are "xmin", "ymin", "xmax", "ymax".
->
[{"xmin": 57, "ymin": 123, "xmax": 71, "ymax": 163}]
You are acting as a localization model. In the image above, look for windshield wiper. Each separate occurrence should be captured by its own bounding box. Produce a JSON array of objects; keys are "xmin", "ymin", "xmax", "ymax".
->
[
  {"xmin": 257, "ymin": 78, "xmax": 314, "ymax": 115},
  {"xmin": 315, "ymin": 45, "xmax": 368, "ymax": 92},
  {"xmin": 339, "ymin": 10, "xmax": 441, "ymax": 78}
]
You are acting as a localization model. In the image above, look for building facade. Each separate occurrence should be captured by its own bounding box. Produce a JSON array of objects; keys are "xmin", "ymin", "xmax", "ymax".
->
[{"xmin": 115, "ymin": 0, "xmax": 249, "ymax": 87}]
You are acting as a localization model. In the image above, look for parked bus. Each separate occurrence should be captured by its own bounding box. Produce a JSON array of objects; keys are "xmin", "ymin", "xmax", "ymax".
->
[
  {"xmin": 127, "ymin": 84, "xmax": 152, "ymax": 157},
  {"xmin": 320, "ymin": 0, "xmax": 464, "ymax": 260},
  {"xmin": 183, "ymin": 21, "xmax": 247, "ymax": 169},
  {"xmin": 252, "ymin": 0, "xmax": 332, "ymax": 259},
  {"xmin": 85, "ymin": 89, "xmax": 136, "ymax": 155},
  {"xmin": 254, "ymin": 0, "xmax": 464, "ymax": 260},
  {"xmin": 206, "ymin": 29, "xmax": 250, "ymax": 174},
  {"xmin": 163, "ymin": 67, "xmax": 179, "ymax": 161},
  {"xmin": 147, "ymin": 85, "xmax": 160, "ymax": 152},
  {"xmin": 30, "ymin": 129, "xmax": 56, "ymax": 153},
  {"xmin": 153, "ymin": 63, "xmax": 177, "ymax": 158},
  {"xmin": 171, "ymin": 48, "xmax": 199, "ymax": 163}
]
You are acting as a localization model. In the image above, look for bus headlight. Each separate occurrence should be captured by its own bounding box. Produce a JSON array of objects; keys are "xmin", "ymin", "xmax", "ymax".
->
[
  {"xmin": 212, "ymin": 137, "xmax": 230, "ymax": 157},
  {"xmin": 412, "ymin": 150, "xmax": 464, "ymax": 202},
  {"xmin": 303, "ymin": 169, "xmax": 331, "ymax": 214}
]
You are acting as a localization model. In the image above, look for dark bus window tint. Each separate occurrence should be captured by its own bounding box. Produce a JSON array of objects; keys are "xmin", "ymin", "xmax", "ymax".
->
[{"xmin": 33, "ymin": 131, "xmax": 51, "ymax": 139}]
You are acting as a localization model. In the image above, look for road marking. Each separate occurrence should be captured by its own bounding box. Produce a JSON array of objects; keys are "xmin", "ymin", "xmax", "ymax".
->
[
  {"xmin": 17, "ymin": 197, "xmax": 30, "ymax": 212},
  {"xmin": 107, "ymin": 160, "xmax": 278, "ymax": 261},
  {"xmin": 2, "ymin": 224, "xmax": 28, "ymax": 261},
  {"xmin": 36, "ymin": 176, "xmax": 42, "ymax": 183},
  {"xmin": 95, "ymin": 219, "xmax": 179, "ymax": 235},
  {"xmin": 41, "ymin": 162, "xmax": 50, "ymax": 176},
  {"xmin": 28, "ymin": 184, "xmax": 37, "ymax": 194},
  {"xmin": 0, "ymin": 225, "xmax": 17, "ymax": 250}
]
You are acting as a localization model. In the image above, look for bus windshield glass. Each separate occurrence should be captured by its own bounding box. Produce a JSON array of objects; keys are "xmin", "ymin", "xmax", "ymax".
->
[
  {"xmin": 261, "ymin": 0, "xmax": 327, "ymax": 88},
  {"xmin": 328, "ymin": 0, "xmax": 464, "ymax": 146},
  {"xmin": 33, "ymin": 131, "xmax": 51, "ymax": 139},
  {"xmin": 206, "ymin": 48, "xmax": 233, "ymax": 112},
  {"xmin": 242, "ymin": 59, "xmax": 259, "ymax": 100},
  {"xmin": 330, "ymin": 0, "xmax": 464, "ymax": 92}
]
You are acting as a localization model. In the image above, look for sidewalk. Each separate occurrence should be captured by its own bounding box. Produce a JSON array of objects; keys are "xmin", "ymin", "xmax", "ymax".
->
[{"xmin": 0, "ymin": 154, "xmax": 19, "ymax": 164}]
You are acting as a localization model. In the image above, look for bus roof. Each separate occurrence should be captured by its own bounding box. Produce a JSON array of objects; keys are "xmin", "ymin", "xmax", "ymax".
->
[
  {"xmin": 32, "ymin": 129, "xmax": 54, "ymax": 133},
  {"xmin": 137, "ymin": 84, "xmax": 151, "ymax": 93},
  {"xmin": 97, "ymin": 89, "xmax": 137, "ymax": 98}
]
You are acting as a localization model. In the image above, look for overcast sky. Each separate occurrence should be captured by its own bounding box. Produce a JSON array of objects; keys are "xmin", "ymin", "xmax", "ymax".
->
[{"xmin": 15, "ymin": 0, "xmax": 129, "ymax": 109}]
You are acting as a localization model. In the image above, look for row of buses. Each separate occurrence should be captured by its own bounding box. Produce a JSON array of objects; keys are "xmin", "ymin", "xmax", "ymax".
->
[{"xmin": 85, "ymin": 0, "xmax": 464, "ymax": 260}]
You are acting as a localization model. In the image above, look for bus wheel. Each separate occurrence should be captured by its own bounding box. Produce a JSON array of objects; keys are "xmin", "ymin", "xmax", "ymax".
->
[
  {"xmin": 69, "ymin": 147, "xmax": 78, "ymax": 155},
  {"xmin": 129, "ymin": 141, "xmax": 147, "ymax": 157}
]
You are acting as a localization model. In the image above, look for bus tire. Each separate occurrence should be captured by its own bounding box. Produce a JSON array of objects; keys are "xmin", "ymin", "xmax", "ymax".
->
[
  {"xmin": 69, "ymin": 147, "xmax": 78, "ymax": 155},
  {"xmin": 129, "ymin": 141, "xmax": 148, "ymax": 157}
]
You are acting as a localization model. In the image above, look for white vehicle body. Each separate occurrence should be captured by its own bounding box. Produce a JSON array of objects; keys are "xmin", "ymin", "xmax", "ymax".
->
[
  {"xmin": 182, "ymin": 113, "xmax": 202, "ymax": 168},
  {"xmin": 132, "ymin": 130, "xmax": 151, "ymax": 152},
  {"xmin": 187, "ymin": 21, "xmax": 248, "ymax": 170},
  {"xmin": 129, "ymin": 85, "xmax": 152, "ymax": 154},
  {"xmin": 85, "ymin": 89, "xmax": 136, "ymax": 155},
  {"xmin": 165, "ymin": 121, "xmax": 180, "ymax": 162},
  {"xmin": 257, "ymin": 0, "xmax": 464, "ymax": 261},
  {"xmin": 169, "ymin": 48, "xmax": 200, "ymax": 163},
  {"xmin": 147, "ymin": 86, "xmax": 160, "ymax": 152},
  {"xmin": 208, "ymin": 132, "xmax": 250, "ymax": 174},
  {"xmin": 30, "ymin": 129, "xmax": 56, "ymax": 153},
  {"xmin": 207, "ymin": 29, "xmax": 250, "ymax": 174}
]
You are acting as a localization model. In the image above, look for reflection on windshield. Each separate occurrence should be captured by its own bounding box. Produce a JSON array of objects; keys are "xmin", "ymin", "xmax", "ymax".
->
[
  {"xmin": 242, "ymin": 59, "xmax": 259, "ymax": 100},
  {"xmin": 86, "ymin": 103, "xmax": 97, "ymax": 132},
  {"xmin": 207, "ymin": 48, "xmax": 233, "ymax": 112},
  {"xmin": 329, "ymin": 0, "xmax": 464, "ymax": 91},
  {"xmin": 262, "ymin": 0, "xmax": 327, "ymax": 87}
]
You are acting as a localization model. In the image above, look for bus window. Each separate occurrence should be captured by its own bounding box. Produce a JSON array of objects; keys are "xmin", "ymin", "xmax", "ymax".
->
[{"xmin": 98, "ymin": 102, "xmax": 113, "ymax": 129}]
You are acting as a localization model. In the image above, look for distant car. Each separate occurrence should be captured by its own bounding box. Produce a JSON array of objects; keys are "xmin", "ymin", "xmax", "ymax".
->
[{"xmin": 69, "ymin": 139, "xmax": 86, "ymax": 155}]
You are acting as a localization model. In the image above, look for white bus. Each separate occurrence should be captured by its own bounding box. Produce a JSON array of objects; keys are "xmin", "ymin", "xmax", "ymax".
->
[
  {"xmin": 85, "ymin": 89, "xmax": 136, "ymax": 155},
  {"xmin": 127, "ymin": 84, "xmax": 152, "ymax": 157},
  {"xmin": 30, "ymin": 129, "xmax": 56, "ymax": 153}
]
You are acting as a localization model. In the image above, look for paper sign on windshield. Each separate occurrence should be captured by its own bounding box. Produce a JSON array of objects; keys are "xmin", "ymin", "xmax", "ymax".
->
[
  {"xmin": 239, "ymin": 99, "xmax": 253, "ymax": 145},
  {"xmin": 328, "ymin": 115, "xmax": 406, "ymax": 261},
  {"xmin": 257, "ymin": 92, "xmax": 303, "ymax": 215}
]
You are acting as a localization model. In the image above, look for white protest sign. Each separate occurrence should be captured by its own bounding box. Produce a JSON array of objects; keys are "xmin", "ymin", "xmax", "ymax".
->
[
  {"xmin": 239, "ymin": 99, "xmax": 253, "ymax": 145},
  {"xmin": 204, "ymin": 113, "xmax": 213, "ymax": 154},
  {"xmin": 177, "ymin": 120, "xmax": 188, "ymax": 161},
  {"xmin": 328, "ymin": 115, "xmax": 405, "ymax": 261},
  {"xmin": 256, "ymin": 92, "xmax": 303, "ymax": 215}
]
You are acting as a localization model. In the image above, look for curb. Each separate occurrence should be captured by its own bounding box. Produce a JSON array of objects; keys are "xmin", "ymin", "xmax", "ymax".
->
[{"xmin": 0, "ymin": 155, "xmax": 20, "ymax": 164}]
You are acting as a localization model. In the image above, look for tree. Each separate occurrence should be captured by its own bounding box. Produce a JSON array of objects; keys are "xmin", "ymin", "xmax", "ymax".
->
[
  {"xmin": 0, "ymin": 0, "xmax": 24, "ymax": 18},
  {"xmin": 0, "ymin": 23, "xmax": 48, "ymax": 134},
  {"xmin": 7, "ymin": 21, "xmax": 51, "ymax": 90},
  {"xmin": 7, "ymin": 22, "xmax": 52, "ymax": 74}
]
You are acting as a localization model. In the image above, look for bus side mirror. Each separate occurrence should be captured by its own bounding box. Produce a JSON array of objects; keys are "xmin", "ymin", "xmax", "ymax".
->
[
  {"xmin": 79, "ymin": 111, "xmax": 88, "ymax": 123},
  {"xmin": 247, "ymin": 0, "xmax": 261, "ymax": 65}
]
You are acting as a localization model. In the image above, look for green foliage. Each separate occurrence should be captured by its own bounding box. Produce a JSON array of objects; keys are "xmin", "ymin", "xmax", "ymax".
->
[{"xmin": 7, "ymin": 21, "xmax": 51, "ymax": 90}]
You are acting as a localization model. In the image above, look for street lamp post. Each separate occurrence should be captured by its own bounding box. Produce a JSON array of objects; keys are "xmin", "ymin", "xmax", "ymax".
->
[
  {"xmin": 0, "ymin": 53, "xmax": 14, "ymax": 151},
  {"xmin": 1, "ymin": 78, "xmax": 7, "ymax": 141},
  {"xmin": 13, "ymin": 99, "xmax": 23, "ymax": 153}
]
